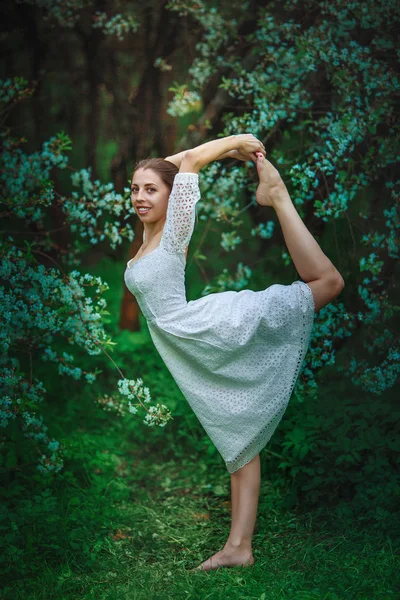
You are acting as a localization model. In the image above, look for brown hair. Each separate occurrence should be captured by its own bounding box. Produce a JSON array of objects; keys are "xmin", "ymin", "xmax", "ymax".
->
[{"xmin": 132, "ymin": 157, "xmax": 179, "ymax": 191}]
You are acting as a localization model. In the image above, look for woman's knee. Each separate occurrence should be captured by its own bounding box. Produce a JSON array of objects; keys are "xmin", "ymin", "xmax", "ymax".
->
[{"xmin": 235, "ymin": 453, "xmax": 260, "ymax": 474}]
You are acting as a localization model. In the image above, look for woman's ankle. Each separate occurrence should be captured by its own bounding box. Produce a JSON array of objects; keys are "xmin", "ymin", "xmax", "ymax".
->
[{"xmin": 224, "ymin": 537, "xmax": 252, "ymax": 552}]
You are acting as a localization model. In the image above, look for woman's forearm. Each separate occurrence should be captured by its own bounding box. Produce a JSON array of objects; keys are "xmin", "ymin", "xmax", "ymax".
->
[
  {"xmin": 165, "ymin": 144, "xmax": 234, "ymax": 169},
  {"xmin": 182, "ymin": 136, "xmax": 238, "ymax": 171}
]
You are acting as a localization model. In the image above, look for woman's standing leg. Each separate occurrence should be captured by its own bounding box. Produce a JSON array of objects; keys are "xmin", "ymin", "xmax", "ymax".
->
[
  {"xmin": 225, "ymin": 453, "xmax": 261, "ymax": 549},
  {"xmin": 195, "ymin": 454, "xmax": 260, "ymax": 571}
]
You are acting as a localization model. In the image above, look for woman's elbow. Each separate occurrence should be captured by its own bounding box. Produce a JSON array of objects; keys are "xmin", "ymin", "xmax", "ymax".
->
[{"xmin": 180, "ymin": 150, "xmax": 201, "ymax": 174}]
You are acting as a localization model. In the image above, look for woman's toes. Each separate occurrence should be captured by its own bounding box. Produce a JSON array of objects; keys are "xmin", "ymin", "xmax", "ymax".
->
[{"xmin": 255, "ymin": 152, "xmax": 266, "ymax": 175}]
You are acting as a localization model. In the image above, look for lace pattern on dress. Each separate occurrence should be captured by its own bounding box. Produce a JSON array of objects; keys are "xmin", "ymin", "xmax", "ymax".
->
[
  {"xmin": 224, "ymin": 281, "xmax": 315, "ymax": 473},
  {"xmin": 161, "ymin": 172, "xmax": 201, "ymax": 254}
]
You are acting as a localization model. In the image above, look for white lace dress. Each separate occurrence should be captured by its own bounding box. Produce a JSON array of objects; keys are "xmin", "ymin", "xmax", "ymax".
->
[{"xmin": 124, "ymin": 172, "xmax": 315, "ymax": 473}]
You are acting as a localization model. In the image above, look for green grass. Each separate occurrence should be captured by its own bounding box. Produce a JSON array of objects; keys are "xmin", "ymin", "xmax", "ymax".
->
[{"xmin": 4, "ymin": 373, "xmax": 398, "ymax": 599}]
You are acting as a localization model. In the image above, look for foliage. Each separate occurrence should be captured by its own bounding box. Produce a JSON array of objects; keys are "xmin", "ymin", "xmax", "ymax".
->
[
  {"xmin": 0, "ymin": 77, "xmax": 172, "ymax": 476},
  {"xmin": 16, "ymin": 0, "xmax": 140, "ymax": 35},
  {"xmin": 167, "ymin": 82, "xmax": 202, "ymax": 117},
  {"xmin": 271, "ymin": 382, "xmax": 400, "ymax": 532},
  {"xmin": 166, "ymin": 0, "xmax": 400, "ymax": 400}
]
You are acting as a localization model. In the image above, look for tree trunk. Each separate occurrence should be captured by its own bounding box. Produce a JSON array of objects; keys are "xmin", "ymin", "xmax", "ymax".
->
[
  {"xmin": 83, "ymin": 31, "xmax": 102, "ymax": 179},
  {"xmin": 119, "ymin": 4, "xmax": 181, "ymax": 331}
]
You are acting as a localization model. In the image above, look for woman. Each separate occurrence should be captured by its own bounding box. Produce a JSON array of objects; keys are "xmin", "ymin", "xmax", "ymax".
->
[{"xmin": 124, "ymin": 134, "xmax": 344, "ymax": 571}]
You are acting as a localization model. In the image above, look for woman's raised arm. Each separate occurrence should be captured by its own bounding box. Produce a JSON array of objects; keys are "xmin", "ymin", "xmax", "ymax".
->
[
  {"xmin": 165, "ymin": 134, "xmax": 265, "ymax": 172},
  {"xmin": 180, "ymin": 134, "xmax": 265, "ymax": 173},
  {"xmin": 165, "ymin": 146, "xmax": 235, "ymax": 169}
]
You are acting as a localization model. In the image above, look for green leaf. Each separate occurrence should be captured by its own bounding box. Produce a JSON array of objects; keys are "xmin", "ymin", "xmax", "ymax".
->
[
  {"xmin": 6, "ymin": 450, "xmax": 17, "ymax": 469},
  {"xmin": 299, "ymin": 445, "xmax": 309, "ymax": 459}
]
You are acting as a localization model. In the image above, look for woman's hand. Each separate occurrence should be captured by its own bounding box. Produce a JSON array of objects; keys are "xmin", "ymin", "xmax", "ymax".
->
[
  {"xmin": 224, "ymin": 148, "xmax": 263, "ymax": 162},
  {"xmin": 234, "ymin": 134, "xmax": 266, "ymax": 163}
]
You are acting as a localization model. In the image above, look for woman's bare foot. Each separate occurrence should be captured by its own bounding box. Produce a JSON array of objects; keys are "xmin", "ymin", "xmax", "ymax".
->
[
  {"xmin": 255, "ymin": 152, "xmax": 290, "ymax": 208},
  {"xmin": 193, "ymin": 542, "xmax": 255, "ymax": 572}
]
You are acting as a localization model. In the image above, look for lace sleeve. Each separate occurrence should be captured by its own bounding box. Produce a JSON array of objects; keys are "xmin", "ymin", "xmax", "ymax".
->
[{"xmin": 161, "ymin": 172, "xmax": 201, "ymax": 254}]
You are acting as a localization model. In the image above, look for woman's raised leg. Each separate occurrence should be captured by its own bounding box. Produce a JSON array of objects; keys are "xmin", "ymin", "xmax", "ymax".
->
[
  {"xmin": 194, "ymin": 454, "xmax": 260, "ymax": 571},
  {"xmin": 255, "ymin": 153, "xmax": 344, "ymax": 311}
]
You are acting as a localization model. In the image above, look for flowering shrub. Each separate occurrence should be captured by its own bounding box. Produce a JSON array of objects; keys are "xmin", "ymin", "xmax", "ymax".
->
[
  {"xmin": 0, "ymin": 77, "xmax": 173, "ymax": 475},
  {"xmin": 166, "ymin": 83, "xmax": 202, "ymax": 117},
  {"xmin": 166, "ymin": 0, "xmax": 399, "ymax": 399},
  {"xmin": 16, "ymin": 0, "xmax": 139, "ymax": 35}
]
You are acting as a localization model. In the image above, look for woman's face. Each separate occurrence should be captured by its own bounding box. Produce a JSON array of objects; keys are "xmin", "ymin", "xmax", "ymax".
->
[{"xmin": 131, "ymin": 168, "xmax": 170, "ymax": 223}]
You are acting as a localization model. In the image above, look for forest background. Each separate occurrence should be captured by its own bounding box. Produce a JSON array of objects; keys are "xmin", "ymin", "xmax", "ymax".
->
[{"xmin": 1, "ymin": 0, "xmax": 399, "ymax": 598}]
